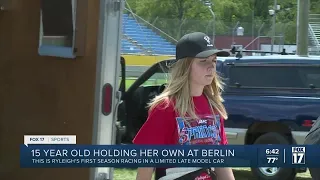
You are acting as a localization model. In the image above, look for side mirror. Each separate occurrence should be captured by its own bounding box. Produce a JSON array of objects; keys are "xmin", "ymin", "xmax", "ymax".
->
[
  {"xmin": 281, "ymin": 48, "xmax": 288, "ymax": 55},
  {"xmin": 231, "ymin": 46, "xmax": 236, "ymax": 54},
  {"xmin": 235, "ymin": 52, "xmax": 243, "ymax": 59}
]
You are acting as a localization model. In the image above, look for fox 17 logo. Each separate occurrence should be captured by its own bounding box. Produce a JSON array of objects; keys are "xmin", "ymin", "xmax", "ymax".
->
[{"xmin": 292, "ymin": 147, "xmax": 305, "ymax": 165}]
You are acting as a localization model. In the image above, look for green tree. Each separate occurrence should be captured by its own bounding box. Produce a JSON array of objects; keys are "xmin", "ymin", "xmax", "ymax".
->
[
  {"xmin": 130, "ymin": 0, "xmax": 215, "ymax": 40},
  {"xmin": 124, "ymin": 0, "xmax": 320, "ymax": 44}
]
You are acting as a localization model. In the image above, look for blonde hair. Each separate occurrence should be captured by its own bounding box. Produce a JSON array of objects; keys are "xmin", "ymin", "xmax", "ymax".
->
[{"xmin": 148, "ymin": 57, "xmax": 228, "ymax": 120}]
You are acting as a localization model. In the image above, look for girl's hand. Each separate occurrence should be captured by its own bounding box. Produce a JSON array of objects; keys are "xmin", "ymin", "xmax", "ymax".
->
[{"xmin": 215, "ymin": 168, "xmax": 235, "ymax": 180}]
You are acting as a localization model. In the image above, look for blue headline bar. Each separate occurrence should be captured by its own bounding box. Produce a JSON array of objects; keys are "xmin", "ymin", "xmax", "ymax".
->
[{"xmin": 20, "ymin": 145, "xmax": 319, "ymax": 168}]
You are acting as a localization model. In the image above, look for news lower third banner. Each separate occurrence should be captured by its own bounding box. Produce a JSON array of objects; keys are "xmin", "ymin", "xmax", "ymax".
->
[{"xmin": 20, "ymin": 144, "xmax": 320, "ymax": 168}]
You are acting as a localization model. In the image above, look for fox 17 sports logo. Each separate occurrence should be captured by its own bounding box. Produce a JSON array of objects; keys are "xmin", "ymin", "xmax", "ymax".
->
[{"xmin": 292, "ymin": 147, "xmax": 305, "ymax": 165}]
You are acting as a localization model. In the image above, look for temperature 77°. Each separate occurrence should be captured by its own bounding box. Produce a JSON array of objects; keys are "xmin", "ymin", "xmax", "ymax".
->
[{"xmin": 267, "ymin": 157, "xmax": 278, "ymax": 163}]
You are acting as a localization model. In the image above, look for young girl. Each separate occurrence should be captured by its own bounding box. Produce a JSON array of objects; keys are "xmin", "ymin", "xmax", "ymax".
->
[{"xmin": 133, "ymin": 32, "xmax": 235, "ymax": 180}]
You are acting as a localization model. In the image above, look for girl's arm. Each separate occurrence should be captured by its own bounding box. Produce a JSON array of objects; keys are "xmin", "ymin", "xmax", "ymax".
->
[
  {"xmin": 133, "ymin": 101, "xmax": 175, "ymax": 180},
  {"xmin": 215, "ymin": 168, "xmax": 235, "ymax": 180},
  {"xmin": 136, "ymin": 168, "xmax": 154, "ymax": 180}
]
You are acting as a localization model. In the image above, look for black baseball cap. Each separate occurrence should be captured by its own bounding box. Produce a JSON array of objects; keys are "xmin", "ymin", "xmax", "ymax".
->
[{"xmin": 176, "ymin": 32, "xmax": 230, "ymax": 60}]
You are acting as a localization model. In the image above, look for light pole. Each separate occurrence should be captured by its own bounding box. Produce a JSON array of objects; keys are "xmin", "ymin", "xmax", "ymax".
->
[
  {"xmin": 232, "ymin": 21, "xmax": 240, "ymax": 46},
  {"xmin": 296, "ymin": 0, "xmax": 310, "ymax": 56},
  {"xmin": 234, "ymin": 27, "xmax": 244, "ymax": 50},
  {"xmin": 231, "ymin": 25, "xmax": 244, "ymax": 51},
  {"xmin": 202, "ymin": 1, "xmax": 216, "ymax": 46},
  {"xmin": 237, "ymin": 26, "xmax": 244, "ymax": 36},
  {"xmin": 269, "ymin": 1, "xmax": 280, "ymax": 54},
  {"xmin": 257, "ymin": 23, "xmax": 265, "ymax": 50}
]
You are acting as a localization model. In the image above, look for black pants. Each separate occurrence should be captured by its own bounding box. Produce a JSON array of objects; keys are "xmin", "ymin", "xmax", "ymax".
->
[
  {"xmin": 155, "ymin": 168, "xmax": 165, "ymax": 180},
  {"xmin": 309, "ymin": 168, "xmax": 320, "ymax": 180}
]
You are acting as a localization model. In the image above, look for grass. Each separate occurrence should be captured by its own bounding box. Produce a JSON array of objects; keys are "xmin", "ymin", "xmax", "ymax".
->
[{"xmin": 114, "ymin": 168, "xmax": 312, "ymax": 180}]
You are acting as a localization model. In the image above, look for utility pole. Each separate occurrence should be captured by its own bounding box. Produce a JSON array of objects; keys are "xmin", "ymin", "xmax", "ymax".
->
[
  {"xmin": 201, "ymin": 0, "xmax": 216, "ymax": 46},
  {"xmin": 296, "ymin": 0, "xmax": 310, "ymax": 56},
  {"xmin": 208, "ymin": 8, "xmax": 216, "ymax": 46},
  {"xmin": 270, "ymin": 0, "xmax": 277, "ymax": 54}
]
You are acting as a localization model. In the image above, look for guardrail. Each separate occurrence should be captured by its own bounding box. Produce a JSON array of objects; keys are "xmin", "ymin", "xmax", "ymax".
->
[
  {"xmin": 126, "ymin": 66, "xmax": 148, "ymax": 77},
  {"xmin": 125, "ymin": 66, "xmax": 168, "ymax": 79}
]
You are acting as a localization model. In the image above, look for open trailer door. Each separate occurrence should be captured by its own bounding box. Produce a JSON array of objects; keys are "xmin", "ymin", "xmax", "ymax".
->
[{"xmin": 90, "ymin": 0, "xmax": 124, "ymax": 179}]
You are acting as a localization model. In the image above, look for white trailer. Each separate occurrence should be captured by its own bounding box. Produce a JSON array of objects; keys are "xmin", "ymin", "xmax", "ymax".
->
[{"xmin": 90, "ymin": 0, "xmax": 124, "ymax": 179}]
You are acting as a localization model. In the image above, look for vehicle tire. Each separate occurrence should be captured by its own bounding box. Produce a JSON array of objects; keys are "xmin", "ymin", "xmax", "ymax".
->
[{"xmin": 251, "ymin": 132, "xmax": 296, "ymax": 180}]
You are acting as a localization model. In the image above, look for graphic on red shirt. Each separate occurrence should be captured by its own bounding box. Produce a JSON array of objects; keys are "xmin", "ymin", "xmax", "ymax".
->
[
  {"xmin": 176, "ymin": 114, "xmax": 221, "ymax": 145},
  {"xmin": 195, "ymin": 172, "xmax": 212, "ymax": 180}
]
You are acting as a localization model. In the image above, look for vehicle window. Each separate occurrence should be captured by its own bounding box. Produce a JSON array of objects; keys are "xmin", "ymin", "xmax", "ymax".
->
[
  {"xmin": 229, "ymin": 66, "xmax": 320, "ymax": 89},
  {"xmin": 216, "ymin": 61, "xmax": 223, "ymax": 73},
  {"xmin": 298, "ymin": 67, "xmax": 320, "ymax": 88},
  {"xmin": 141, "ymin": 72, "xmax": 169, "ymax": 86},
  {"xmin": 41, "ymin": 0, "xmax": 74, "ymax": 47},
  {"xmin": 216, "ymin": 61, "xmax": 226, "ymax": 78}
]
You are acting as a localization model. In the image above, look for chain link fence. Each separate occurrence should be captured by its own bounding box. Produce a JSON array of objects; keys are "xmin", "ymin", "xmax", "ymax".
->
[{"xmin": 125, "ymin": 10, "xmax": 296, "ymax": 47}]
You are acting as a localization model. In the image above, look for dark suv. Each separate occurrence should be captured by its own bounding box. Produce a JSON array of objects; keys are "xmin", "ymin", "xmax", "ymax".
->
[{"xmin": 117, "ymin": 55, "xmax": 320, "ymax": 180}]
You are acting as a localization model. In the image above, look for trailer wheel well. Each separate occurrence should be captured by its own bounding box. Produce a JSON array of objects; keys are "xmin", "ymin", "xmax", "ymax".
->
[{"xmin": 245, "ymin": 122, "xmax": 293, "ymax": 144}]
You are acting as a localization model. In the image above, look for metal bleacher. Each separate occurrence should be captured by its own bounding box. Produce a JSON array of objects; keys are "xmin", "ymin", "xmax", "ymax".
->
[
  {"xmin": 121, "ymin": 39, "xmax": 143, "ymax": 54},
  {"xmin": 308, "ymin": 14, "xmax": 320, "ymax": 54},
  {"xmin": 121, "ymin": 13, "xmax": 176, "ymax": 55}
]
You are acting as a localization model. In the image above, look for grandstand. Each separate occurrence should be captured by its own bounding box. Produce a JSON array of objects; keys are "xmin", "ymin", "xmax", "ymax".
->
[{"xmin": 121, "ymin": 13, "xmax": 176, "ymax": 55}]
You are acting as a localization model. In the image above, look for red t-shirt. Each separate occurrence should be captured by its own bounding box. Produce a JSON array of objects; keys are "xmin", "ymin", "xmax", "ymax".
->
[
  {"xmin": 133, "ymin": 94, "xmax": 228, "ymax": 146},
  {"xmin": 133, "ymin": 94, "xmax": 228, "ymax": 179}
]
